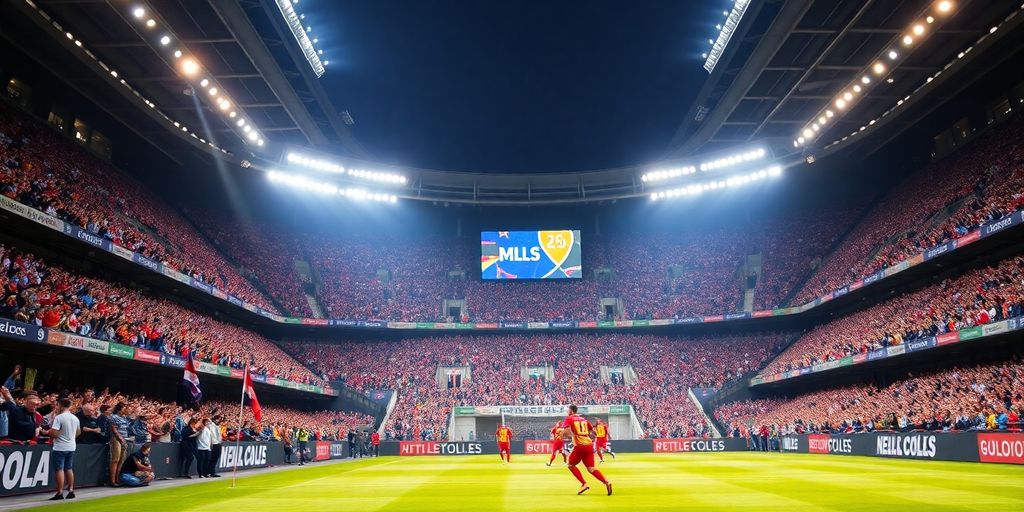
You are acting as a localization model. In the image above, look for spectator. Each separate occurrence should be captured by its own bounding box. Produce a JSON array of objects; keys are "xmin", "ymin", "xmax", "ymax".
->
[
  {"xmin": 45, "ymin": 397, "xmax": 80, "ymax": 501},
  {"xmin": 0, "ymin": 386, "xmax": 40, "ymax": 442},
  {"xmin": 119, "ymin": 443, "xmax": 155, "ymax": 487},
  {"xmin": 180, "ymin": 418, "xmax": 200, "ymax": 479},
  {"xmin": 196, "ymin": 417, "xmax": 213, "ymax": 478}
]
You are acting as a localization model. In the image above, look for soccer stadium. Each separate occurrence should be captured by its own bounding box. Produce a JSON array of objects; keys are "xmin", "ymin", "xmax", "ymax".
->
[{"xmin": 0, "ymin": 0, "xmax": 1022, "ymax": 510}]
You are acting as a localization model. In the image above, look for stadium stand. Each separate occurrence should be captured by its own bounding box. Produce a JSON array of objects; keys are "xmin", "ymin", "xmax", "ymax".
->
[
  {"xmin": 0, "ymin": 102, "xmax": 278, "ymax": 312},
  {"xmin": 0, "ymin": 243, "xmax": 323, "ymax": 385},
  {"xmin": 282, "ymin": 333, "xmax": 788, "ymax": 440},
  {"xmin": 717, "ymin": 357, "xmax": 1023, "ymax": 434},
  {"xmin": 760, "ymin": 254, "xmax": 1024, "ymax": 376},
  {"xmin": 792, "ymin": 116, "xmax": 1024, "ymax": 305}
]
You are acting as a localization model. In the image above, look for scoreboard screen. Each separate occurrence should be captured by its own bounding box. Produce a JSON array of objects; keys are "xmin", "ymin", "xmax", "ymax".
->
[{"xmin": 480, "ymin": 230, "xmax": 582, "ymax": 280}]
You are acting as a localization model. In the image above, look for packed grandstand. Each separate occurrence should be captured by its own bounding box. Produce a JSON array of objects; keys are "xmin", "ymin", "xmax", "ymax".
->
[{"xmin": 0, "ymin": 0, "xmax": 1023, "ymax": 507}]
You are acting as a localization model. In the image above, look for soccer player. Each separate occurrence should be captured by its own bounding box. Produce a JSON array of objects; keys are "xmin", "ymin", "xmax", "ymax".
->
[
  {"xmin": 546, "ymin": 421, "xmax": 567, "ymax": 466},
  {"xmin": 496, "ymin": 424, "xmax": 513, "ymax": 463},
  {"xmin": 561, "ymin": 405, "xmax": 612, "ymax": 495},
  {"xmin": 594, "ymin": 418, "xmax": 615, "ymax": 462}
]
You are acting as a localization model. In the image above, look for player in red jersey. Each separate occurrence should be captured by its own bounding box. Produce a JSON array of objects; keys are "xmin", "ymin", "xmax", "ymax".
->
[
  {"xmin": 546, "ymin": 421, "xmax": 567, "ymax": 466},
  {"xmin": 561, "ymin": 405, "xmax": 612, "ymax": 495},
  {"xmin": 496, "ymin": 424, "xmax": 513, "ymax": 463},
  {"xmin": 594, "ymin": 419, "xmax": 615, "ymax": 462}
]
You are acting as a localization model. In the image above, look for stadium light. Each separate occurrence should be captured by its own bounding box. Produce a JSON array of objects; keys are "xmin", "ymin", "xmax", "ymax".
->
[
  {"xmin": 133, "ymin": 7, "xmax": 145, "ymax": 18},
  {"xmin": 649, "ymin": 165, "xmax": 782, "ymax": 201},
  {"xmin": 703, "ymin": 0, "xmax": 751, "ymax": 73},
  {"xmin": 273, "ymin": 0, "xmax": 326, "ymax": 78},
  {"xmin": 267, "ymin": 170, "xmax": 398, "ymax": 203},
  {"xmin": 285, "ymin": 152, "xmax": 408, "ymax": 185},
  {"xmin": 794, "ymin": 2, "xmax": 965, "ymax": 149},
  {"xmin": 642, "ymin": 148, "xmax": 767, "ymax": 183},
  {"xmin": 180, "ymin": 58, "xmax": 199, "ymax": 76}
]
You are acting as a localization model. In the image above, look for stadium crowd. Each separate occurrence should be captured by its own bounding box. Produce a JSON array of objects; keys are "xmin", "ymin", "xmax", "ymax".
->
[
  {"xmin": 717, "ymin": 357, "xmax": 1023, "ymax": 434},
  {"xmin": 283, "ymin": 333, "xmax": 787, "ymax": 440},
  {"xmin": 0, "ymin": 243, "xmax": 323, "ymax": 385},
  {"xmin": 793, "ymin": 116, "xmax": 1024, "ymax": 305},
  {"xmin": 761, "ymin": 254, "xmax": 1024, "ymax": 375},
  {"xmin": 0, "ymin": 103, "xmax": 277, "ymax": 311}
]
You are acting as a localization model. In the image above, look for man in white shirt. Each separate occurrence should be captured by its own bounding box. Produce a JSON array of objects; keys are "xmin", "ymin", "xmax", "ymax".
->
[
  {"xmin": 47, "ymin": 398, "xmax": 81, "ymax": 501},
  {"xmin": 196, "ymin": 417, "xmax": 213, "ymax": 478},
  {"xmin": 207, "ymin": 416, "xmax": 223, "ymax": 477}
]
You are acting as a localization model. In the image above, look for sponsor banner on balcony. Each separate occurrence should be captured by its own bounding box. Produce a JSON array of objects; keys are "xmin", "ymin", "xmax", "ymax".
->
[
  {"xmin": 752, "ymin": 310, "xmax": 773, "ymax": 318},
  {"xmin": 110, "ymin": 244, "xmax": 134, "ymax": 260},
  {"xmin": 0, "ymin": 193, "xmax": 66, "ymax": 232},
  {"xmin": 132, "ymin": 253, "xmax": 163, "ymax": 274},
  {"xmin": 359, "ymin": 321, "xmax": 384, "ymax": 328},
  {"xmin": 197, "ymin": 361, "xmax": 220, "ymax": 374},
  {"xmin": 936, "ymin": 331, "xmax": 960, "ymax": 346},
  {"xmin": 904, "ymin": 337, "xmax": 936, "ymax": 353},
  {"xmin": 160, "ymin": 354, "xmax": 186, "ymax": 369},
  {"xmin": 648, "ymin": 319, "xmax": 674, "ymax": 326},
  {"xmin": 598, "ymin": 321, "xmax": 615, "ymax": 328},
  {"xmin": 499, "ymin": 321, "xmax": 526, "ymax": 329},
  {"xmin": 0, "ymin": 318, "xmax": 47, "ymax": 344},
  {"xmin": 250, "ymin": 373, "xmax": 267, "ymax": 383},
  {"xmin": 832, "ymin": 286, "xmax": 849, "ymax": 298},
  {"xmin": 527, "ymin": 322, "xmax": 549, "ymax": 329},
  {"xmin": 433, "ymin": 323, "xmax": 456, "ymax": 329},
  {"xmin": 551, "ymin": 321, "xmax": 576, "ymax": 328},
  {"xmin": 924, "ymin": 241, "xmax": 956, "ymax": 261},
  {"xmin": 981, "ymin": 320, "xmax": 1009, "ymax": 337},
  {"xmin": 867, "ymin": 349, "xmax": 887, "ymax": 361},
  {"xmin": 886, "ymin": 345, "xmax": 906, "ymax": 357},
  {"xmin": 958, "ymin": 326, "xmax": 983, "ymax": 341},
  {"xmin": 577, "ymin": 321, "xmax": 597, "ymax": 328},
  {"xmin": 474, "ymin": 322, "xmax": 499, "ymax": 329},
  {"xmin": 675, "ymin": 317, "xmax": 703, "ymax": 324},
  {"xmin": 301, "ymin": 318, "xmax": 329, "ymax": 326},
  {"xmin": 852, "ymin": 353, "xmax": 867, "ymax": 363},
  {"xmin": 107, "ymin": 343, "xmax": 134, "ymax": 359},
  {"xmin": 981, "ymin": 211, "xmax": 1023, "ymax": 237},
  {"xmin": 389, "ymin": 322, "xmax": 416, "ymax": 329},
  {"xmin": 632, "ymin": 320, "xmax": 650, "ymax": 327},
  {"xmin": 133, "ymin": 348, "xmax": 161, "ymax": 364},
  {"xmin": 724, "ymin": 312, "xmax": 749, "ymax": 321},
  {"xmin": 191, "ymin": 278, "xmax": 212, "ymax": 294},
  {"xmin": 704, "ymin": 315, "xmax": 725, "ymax": 323}
]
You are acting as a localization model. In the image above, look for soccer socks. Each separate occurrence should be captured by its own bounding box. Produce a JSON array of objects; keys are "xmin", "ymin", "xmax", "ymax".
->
[
  {"xmin": 568, "ymin": 465, "xmax": 587, "ymax": 485},
  {"xmin": 597, "ymin": 450, "xmax": 604, "ymax": 462},
  {"xmin": 591, "ymin": 469, "xmax": 609, "ymax": 485},
  {"xmin": 549, "ymin": 452, "xmax": 558, "ymax": 465}
]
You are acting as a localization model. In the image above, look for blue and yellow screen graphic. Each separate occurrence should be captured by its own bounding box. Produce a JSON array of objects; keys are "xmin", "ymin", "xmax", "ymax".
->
[{"xmin": 480, "ymin": 230, "xmax": 582, "ymax": 280}]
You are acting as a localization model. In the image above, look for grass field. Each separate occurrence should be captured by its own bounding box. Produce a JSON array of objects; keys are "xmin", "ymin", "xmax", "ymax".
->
[{"xmin": 23, "ymin": 453, "xmax": 1024, "ymax": 511}]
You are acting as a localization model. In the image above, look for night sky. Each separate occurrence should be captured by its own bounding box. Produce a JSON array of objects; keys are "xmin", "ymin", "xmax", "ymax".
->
[{"xmin": 308, "ymin": 0, "xmax": 725, "ymax": 172}]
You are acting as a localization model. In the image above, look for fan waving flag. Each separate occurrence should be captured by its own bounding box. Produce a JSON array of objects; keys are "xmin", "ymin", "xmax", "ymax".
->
[
  {"xmin": 243, "ymin": 367, "xmax": 262, "ymax": 422},
  {"xmin": 183, "ymin": 354, "xmax": 202, "ymax": 403}
]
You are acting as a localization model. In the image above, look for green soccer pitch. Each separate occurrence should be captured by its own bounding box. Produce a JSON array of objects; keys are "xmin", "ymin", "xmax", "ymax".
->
[{"xmin": 22, "ymin": 453, "xmax": 1024, "ymax": 511}]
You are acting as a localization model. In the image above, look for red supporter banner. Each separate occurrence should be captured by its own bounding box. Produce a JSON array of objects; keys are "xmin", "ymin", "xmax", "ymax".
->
[
  {"xmin": 400, "ymin": 441, "xmax": 440, "ymax": 456},
  {"xmin": 808, "ymin": 434, "xmax": 830, "ymax": 454},
  {"xmin": 652, "ymin": 438, "xmax": 727, "ymax": 452},
  {"xmin": 957, "ymin": 230, "xmax": 981, "ymax": 246},
  {"xmin": 133, "ymin": 348, "xmax": 161, "ymax": 364},
  {"xmin": 850, "ymin": 280, "xmax": 864, "ymax": 291},
  {"xmin": 316, "ymin": 443, "xmax": 331, "ymax": 461},
  {"xmin": 704, "ymin": 315, "xmax": 724, "ymax": 323},
  {"xmin": 474, "ymin": 323, "xmax": 498, "ymax": 329},
  {"xmin": 524, "ymin": 440, "xmax": 556, "ymax": 454},
  {"xmin": 936, "ymin": 332, "xmax": 960, "ymax": 346},
  {"xmin": 852, "ymin": 353, "xmax": 868, "ymax": 364},
  {"xmin": 752, "ymin": 310, "xmax": 772, "ymax": 318},
  {"xmin": 977, "ymin": 433, "xmax": 1024, "ymax": 464},
  {"xmin": 230, "ymin": 368, "xmax": 244, "ymax": 379},
  {"xmin": 908, "ymin": 253, "xmax": 924, "ymax": 265},
  {"xmin": 577, "ymin": 321, "xmax": 597, "ymax": 328}
]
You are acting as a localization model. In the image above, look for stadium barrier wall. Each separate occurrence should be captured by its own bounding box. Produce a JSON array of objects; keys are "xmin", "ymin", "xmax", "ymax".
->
[
  {"xmin": 385, "ymin": 438, "xmax": 743, "ymax": 457},
  {"xmin": 0, "ymin": 440, "xmax": 355, "ymax": 497},
  {"xmin": 779, "ymin": 432, "xmax": 1024, "ymax": 464}
]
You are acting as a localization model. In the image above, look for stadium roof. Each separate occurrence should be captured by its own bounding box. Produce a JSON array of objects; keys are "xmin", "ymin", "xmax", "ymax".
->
[
  {"xmin": 669, "ymin": 0, "xmax": 1023, "ymax": 157},
  {"xmin": 5, "ymin": 0, "xmax": 1023, "ymax": 204}
]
